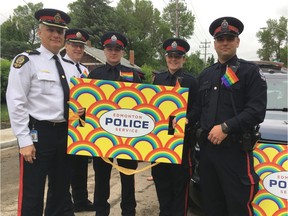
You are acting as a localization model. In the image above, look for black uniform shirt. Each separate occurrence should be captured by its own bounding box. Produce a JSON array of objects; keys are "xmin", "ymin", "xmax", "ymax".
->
[
  {"xmin": 88, "ymin": 63, "xmax": 142, "ymax": 83},
  {"xmin": 198, "ymin": 55, "xmax": 267, "ymax": 133}
]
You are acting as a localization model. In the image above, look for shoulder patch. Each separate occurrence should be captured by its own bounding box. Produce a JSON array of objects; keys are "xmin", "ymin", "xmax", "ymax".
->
[
  {"xmin": 25, "ymin": 50, "xmax": 40, "ymax": 55},
  {"xmin": 13, "ymin": 55, "xmax": 29, "ymax": 69}
]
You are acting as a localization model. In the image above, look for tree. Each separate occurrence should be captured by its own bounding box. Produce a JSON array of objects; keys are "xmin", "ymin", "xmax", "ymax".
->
[
  {"xmin": 1, "ymin": 2, "xmax": 43, "ymax": 59},
  {"xmin": 184, "ymin": 51, "xmax": 205, "ymax": 76},
  {"xmin": 68, "ymin": 0, "xmax": 117, "ymax": 48},
  {"xmin": 0, "ymin": 59, "xmax": 11, "ymax": 103},
  {"xmin": 162, "ymin": 0, "xmax": 195, "ymax": 39},
  {"xmin": 1, "ymin": 17, "xmax": 26, "ymax": 42},
  {"xmin": 256, "ymin": 16, "xmax": 287, "ymax": 66},
  {"xmin": 114, "ymin": 0, "xmax": 171, "ymax": 67}
]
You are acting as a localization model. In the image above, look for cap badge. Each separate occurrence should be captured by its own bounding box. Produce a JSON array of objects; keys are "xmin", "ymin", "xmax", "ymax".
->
[
  {"xmin": 111, "ymin": 35, "xmax": 117, "ymax": 42},
  {"xmin": 221, "ymin": 19, "xmax": 228, "ymax": 31},
  {"xmin": 76, "ymin": 32, "xmax": 82, "ymax": 39},
  {"xmin": 171, "ymin": 41, "xmax": 178, "ymax": 50},
  {"xmin": 54, "ymin": 13, "xmax": 61, "ymax": 23}
]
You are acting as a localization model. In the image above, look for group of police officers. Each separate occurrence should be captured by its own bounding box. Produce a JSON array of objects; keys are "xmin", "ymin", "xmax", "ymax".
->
[{"xmin": 6, "ymin": 6, "xmax": 267, "ymax": 216}]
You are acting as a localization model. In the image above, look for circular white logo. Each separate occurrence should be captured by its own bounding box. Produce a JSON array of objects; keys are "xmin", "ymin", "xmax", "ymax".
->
[
  {"xmin": 263, "ymin": 171, "xmax": 288, "ymax": 200},
  {"xmin": 99, "ymin": 109, "xmax": 155, "ymax": 138}
]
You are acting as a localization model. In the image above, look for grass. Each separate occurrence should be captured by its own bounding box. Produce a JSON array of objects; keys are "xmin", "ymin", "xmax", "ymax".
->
[{"xmin": 1, "ymin": 103, "xmax": 11, "ymax": 129}]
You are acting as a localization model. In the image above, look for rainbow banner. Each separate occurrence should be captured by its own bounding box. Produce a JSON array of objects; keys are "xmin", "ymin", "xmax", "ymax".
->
[
  {"xmin": 67, "ymin": 78, "xmax": 189, "ymax": 164},
  {"xmin": 253, "ymin": 142, "xmax": 288, "ymax": 215}
]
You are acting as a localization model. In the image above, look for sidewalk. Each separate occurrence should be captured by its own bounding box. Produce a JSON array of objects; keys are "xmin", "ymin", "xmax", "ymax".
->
[{"xmin": 0, "ymin": 128, "xmax": 17, "ymax": 149}]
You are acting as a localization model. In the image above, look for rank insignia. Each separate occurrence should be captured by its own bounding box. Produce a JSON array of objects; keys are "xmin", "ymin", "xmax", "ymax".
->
[
  {"xmin": 171, "ymin": 41, "xmax": 178, "ymax": 50},
  {"xmin": 111, "ymin": 35, "xmax": 117, "ymax": 42},
  {"xmin": 13, "ymin": 55, "xmax": 29, "ymax": 69},
  {"xmin": 54, "ymin": 13, "xmax": 61, "ymax": 23},
  {"xmin": 221, "ymin": 19, "xmax": 229, "ymax": 31},
  {"xmin": 76, "ymin": 32, "xmax": 82, "ymax": 39}
]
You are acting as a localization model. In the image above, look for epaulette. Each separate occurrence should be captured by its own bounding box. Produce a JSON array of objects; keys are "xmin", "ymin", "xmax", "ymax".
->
[
  {"xmin": 62, "ymin": 57, "xmax": 74, "ymax": 65},
  {"xmin": 25, "ymin": 50, "xmax": 40, "ymax": 55},
  {"xmin": 13, "ymin": 55, "xmax": 29, "ymax": 69}
]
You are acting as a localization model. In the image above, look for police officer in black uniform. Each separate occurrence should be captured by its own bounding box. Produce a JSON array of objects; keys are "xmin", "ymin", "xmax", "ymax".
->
[
  {"xmin": 151, "ymin": 38, "xmax": 199, "ymax": 216},
  {"xmin": 6, "ymin": 8, "xmax": 78, "ymax": 216},
  {"xmin": 63, "ymin": 29, "xmax": 95, "ymax": 212},
  {"xmin": 197, "ymin": 17, "xmax": 267, "ymax": 216},
  {"xmin": 88, "ymin": 32, "xmax": 141, "ymax": 216}
]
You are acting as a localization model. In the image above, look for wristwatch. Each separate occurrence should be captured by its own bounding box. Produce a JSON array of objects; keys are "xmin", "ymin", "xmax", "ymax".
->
[{"xmin": 221, "ymin": 122, "xmax": 230, "ymax": 134}]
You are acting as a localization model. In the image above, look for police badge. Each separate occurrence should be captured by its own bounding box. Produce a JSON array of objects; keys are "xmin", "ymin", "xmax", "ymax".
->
[{"xmin": 171, "ymin": 41, "xmax": 178, "ymax": 50}]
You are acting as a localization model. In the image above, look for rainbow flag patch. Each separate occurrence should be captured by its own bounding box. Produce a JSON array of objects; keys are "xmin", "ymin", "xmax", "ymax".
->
[{"xmin": 221, "ymin": 66, "xmax": 239, "ymax": 87}]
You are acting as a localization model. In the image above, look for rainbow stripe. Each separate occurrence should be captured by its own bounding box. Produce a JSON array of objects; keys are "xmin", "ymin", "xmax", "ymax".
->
[
  {"xmin": 145, "ymin": 148, "xmax": 181, "ymax": 163},
  {"xmin": 105, "ymin": 145, "xmax": 142, "ymax": 160},
  {"xmin": 134, "ymin": 104, "xmax": 165, "ymax": 122},
  {"xmin": 221, "ymin": 66, "xmax": 239, "ymax": 87},
  {"xmin": 120, "ymin": 71, "xmax": 134, "ymax": 81},
  {"xmin": 68, "ymin": 141, "xmax": 102, "ymax": 156},
  {"xmin": 80, "ymin": 69, "xmax": 89, "ymax": 78}
]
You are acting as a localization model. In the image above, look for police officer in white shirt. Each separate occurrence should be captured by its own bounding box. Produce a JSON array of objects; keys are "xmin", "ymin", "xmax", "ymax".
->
[
  {"xmin": 63, "ymin": 29, "xmax": 95, "ymax": 212},
  {"xmin": 6, "ymin": 8, "xmax": 81, "ymax": 216}
]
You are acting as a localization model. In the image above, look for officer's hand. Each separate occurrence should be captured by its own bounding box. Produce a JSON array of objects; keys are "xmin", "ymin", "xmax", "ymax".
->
[
  {"xmin": 20, "ymin": 145, "xmax": 36, "ymax": 164},
  {"xmin": 172, "ymin": 117, "xmax": 177, "ymax": 128},
  {"xmin": 208, "ymin": 125, "xmax": 227, "ymax": 145},
  {"xmin": 77, "ymin": 107, "xmax": 85, "ymax": 116}
]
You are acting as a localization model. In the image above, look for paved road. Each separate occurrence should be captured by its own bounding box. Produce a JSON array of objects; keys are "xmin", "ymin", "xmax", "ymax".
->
[{"xmin": 1, "ymin": 146, "xmax": 197, "ymax": 216}]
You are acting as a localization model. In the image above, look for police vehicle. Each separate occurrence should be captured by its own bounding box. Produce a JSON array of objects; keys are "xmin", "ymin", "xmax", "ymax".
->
[{"xmin": 189, "ymin": 61, "xmax": 288, "ymax": 216}]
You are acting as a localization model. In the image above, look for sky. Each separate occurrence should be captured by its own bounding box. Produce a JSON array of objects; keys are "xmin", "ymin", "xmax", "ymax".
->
[{"xmin": 1, "ymin": 0, "xmax": 287, "ymax": 61}]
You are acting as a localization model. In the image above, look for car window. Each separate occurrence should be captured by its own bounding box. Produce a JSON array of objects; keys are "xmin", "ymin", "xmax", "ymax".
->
[{"xmin": 266, "ymin": 76, "xmax": 287, "ymax": 110}]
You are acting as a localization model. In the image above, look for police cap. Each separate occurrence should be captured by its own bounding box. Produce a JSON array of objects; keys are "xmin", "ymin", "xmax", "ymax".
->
[
  {"xmin": 101, "ymin": 32, "xmax": 127, "ymax": 49},
  {"xmin": 209, "ymin": 16, "xmax": 244, "ymax": 39},
  {"xmin": 65, "ymin": 29, "xmax": 89, "ymax": 44},
  {"xmin": 34, "ymin": 8, "xmax": 70, "ymax": 29},
  {"xmin": 163, "ymin": 38, "xmax": 190, "ymax": 55}
]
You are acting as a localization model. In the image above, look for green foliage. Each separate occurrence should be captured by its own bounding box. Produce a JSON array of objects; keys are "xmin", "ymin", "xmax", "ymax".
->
[
  {"xmin": 162, "ymin": 1, "xmax": 195, "ymax": 38},
  {"xmin": 12, "ymin": 2, "xmax": 43, "ymax": 46},
  {"xmin": 1, "ymin": 40, "xmax": 31, "ymax": 60},
  {"xmin": 0, "ymin": 104, "xmax": 10, "ymax": 129},
  {"xmin": 68, "ymin": 0, "xmax": 117, "ymax": 47},
  {"xmin": 141, "ymin": 64, "xmax": 155, "ymax": 84},
  {"xmin": 114, "ymin": 0, "xmax": 172, "ymax": 66},
  {"xmin": 1, "ymin": 17, "xmax": 26, "ymax": 41},
  {"xmin": 256, "ymin": 16, "xmax": 287, "ymax": 66},
  {"xmin": 184, "ymin": 51, "xmax": 206, "ymax": 76},
  {"xmin": 0, "ymin": 59, "xmax": 11, "ymax": 103}
]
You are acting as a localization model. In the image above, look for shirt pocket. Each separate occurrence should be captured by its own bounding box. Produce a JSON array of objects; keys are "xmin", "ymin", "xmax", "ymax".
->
[
  {"xmin": 199, "ymin": 82, "xmax": 212, "ymax": 106},
  {"xmin": 36, "ymin": 72, "xmax": 57, "ymax": 95}
]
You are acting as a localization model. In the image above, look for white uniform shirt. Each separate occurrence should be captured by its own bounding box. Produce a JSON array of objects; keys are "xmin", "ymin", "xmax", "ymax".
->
[
  {"xmin": 6, "ymin": 45, "xmax": 79, "ymax": 148},
  {"xmin": 63, "ymin": 54, "xmax": 89, "ymax": 76}
]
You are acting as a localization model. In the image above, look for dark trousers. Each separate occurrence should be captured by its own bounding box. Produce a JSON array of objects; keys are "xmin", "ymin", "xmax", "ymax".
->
[
  {"xmin": 93, "ymin": 157, "xmax": 137, "ymax": 216},
  {"xmin": 199, "ymin": 142, "xmax": 259, "ymax": 216},
  {"xmin": 152, "ymin": 163, "xmax": 191, "ymax": 216},
  {"xmin": 19, "ymin": 122, "xmax": 74, "ymax": 216},
  {"xmin": 70, "ymin": 155, "xmax": 89, "ymax": 205}
]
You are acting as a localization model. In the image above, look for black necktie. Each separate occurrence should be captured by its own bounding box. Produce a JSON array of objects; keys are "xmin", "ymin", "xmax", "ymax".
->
[
  {"xmin": 76, "ymin": 63, "xmax": 82, "ymax": 74},
  {"xmin": 169, "ymin": 74, "xmax": 176, "ymax": 86},
  {"xmin": 53, "ymin": 55, "xmax": 69, "ymax": 120}
]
